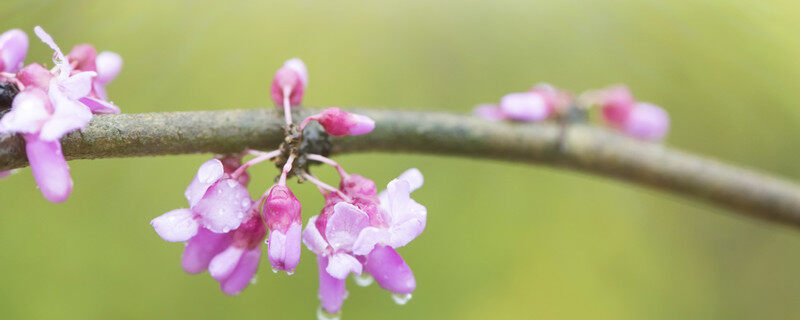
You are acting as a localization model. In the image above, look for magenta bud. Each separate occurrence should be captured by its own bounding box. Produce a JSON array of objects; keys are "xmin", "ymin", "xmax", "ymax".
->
[
  {"xmin": 263, "ymin": 185, "xmax": 303, "ymax": 272},
  {"xmin": 270, "ymin": 65, "xmax": 305, "ymax": 107},
  {"xmin": 364, "ymin": 245, "xmax": 416, "ymax": 295},
  {"xmin": 315, "ymin": 107, "xmax": 375, "ymax": 137},
  {"xmin": 600, "ymin": 85, "xmax": 635, "ymax": 127}
]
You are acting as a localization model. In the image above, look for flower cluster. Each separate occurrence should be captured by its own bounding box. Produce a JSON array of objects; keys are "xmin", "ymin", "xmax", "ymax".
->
[
  {"xmin": 473, "ymin": 83, "xmax": 670, "ymax": 141},
  {"xmin": 0, "ymin": 26, "xmax": 122, "ymax": 201},
  {"xmin": 150, "ymin": 59, "xmax": 426, "ymax": 318}
]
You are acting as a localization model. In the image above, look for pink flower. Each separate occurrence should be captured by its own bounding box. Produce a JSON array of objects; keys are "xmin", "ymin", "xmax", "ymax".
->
[
  {"xmin": 623, "ymin": 102, "xmax": 670, "ymax": 141},
  {"xmin": 592, "ymin": 85, "xmax": 670, "ymax": 140},
  {"xmin": 263, "ymin": 185, "xmax": 302, "ymax": 274},
  {"xmin": 0, "ymin": 29, "xmax": 28, "ymax": 74},
  {"xmin": 151, "ymin": 159, "xmax": 252, "ymax": 240},
  {"xmin": 499, "ymin": 92, "xmax": 550, "ymax": 122},
  {"xmin": 528, "ymin": 83, "xmax": 572, "ymax": 115},
  {"xmin": 270, "ymin": 58, "xmax": 307, "ymax": 107},
  {"xmin": 302, "ymin": 107, "xmax": 375, "ymax": 137},
  {"xmin": 0, "ymin": 170, "xmax": 13, "ymax": 178},
  {"xmin": 303, "ymin": 169, "xmax": 426, "ymax": 314}
]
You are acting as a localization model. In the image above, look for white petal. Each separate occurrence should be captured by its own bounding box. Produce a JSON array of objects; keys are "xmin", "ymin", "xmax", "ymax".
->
[
  {"xmin": 150, "ymin": 209, "xmax": 199, "ymax": 242},
  {"xmin": 325, "ymin": 252, "xmax": 362, "ymax": 279}
]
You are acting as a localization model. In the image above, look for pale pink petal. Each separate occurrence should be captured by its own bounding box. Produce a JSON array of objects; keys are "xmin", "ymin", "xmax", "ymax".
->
[
  {"xmin": 283, "ymin": 58, "xmax": 308, "ymax": 87},
  {"xmin": 385, "ymin": 179, "xmax": 427, "ymax": 248},
  {"xmin": 33, "ymin": 26, "xmax": 69, "ymax": 76},
  {"xmin": 58, "ymin": 71, "xmax": 96, "ymax": 99},
  {"xmin": 181, "ymin": 227, "xmax": 231, "ymax": 274},
  {"xmin": 0, "ymin": 29, "xmax": 28, "ymax": 73},
  {"xmin": 317, "ymin": 256, "xmax": 347, "ymax": 314},
  {"xmin": 0, "ymin": 170, "xmax": 13, "ymax": 179},
  {"xmin": 79, "ymin": 97, "xmax": 120, "ymax": 114},
  {"xmin": 325, "ymin": 202, "xmax": 369, "ymax": 252},
  {"xmin": 302, "ymin": 216, "xmax": 330, "ymax": 255},
  {"xmin": 220, "ymin": 247, "xmax": 261, "ymax": 295},
  {"xmin": 352, "ymin": 226, "xmax": 391, "ymax": 256},
  {"xmin": 397, "ymin": 168, "xmax": 423, "ymax": 192},
  {"xmin": 184, "ymin": 159, "xmax": 224, "ymax": 207},
  {"xmin": 66, "ymin": 44, "xmax": 97, "ymax": 72},
  {"xmin": 39, "ymin": 83, "xmax": 92, "ymax": 141},
  {"xmin": 623, "ymin": 102, "xmax": 670, "ymax": 141},
  {"xmin": 193, "ymin": 179, "xmax": 251, "ymax": 233},
  {"xmin": 347, "ymin": 114, "xmax": 375, "ymax": 135},
  {"xmin": 150, "ymin": 208, "xmax": 199, "ymax": 242},
  {"xmin": 16, "ymin": 63, "xmax": 52, "ymax": 88},
  {"xmin": 267, "ymin": 221, "xmax": 302, "ymax": 272},
  {"xmin": 95, "ymin": 51, "xmax": 122, "ymax": 84},
  {"xmin": 24, "ymin": 134, "xmax": 72, "ymax": 203},
  {"xmin": 0, "ymin": 89, "xmax": 51, "ymax": 134},
  {"xmin": 325, "ymin": 252, "xmax": 362, "ymax": 279},
  {"xmin": 208, "ymin": 246, "xmax": 244, "ymax": 281},
  {"xmin": 499, "ymin": 92, "xmax": 549, "ymax": 122},
  {"xmin": 363, "ymin": 245, "xmax": 416, "ymax": 294}
]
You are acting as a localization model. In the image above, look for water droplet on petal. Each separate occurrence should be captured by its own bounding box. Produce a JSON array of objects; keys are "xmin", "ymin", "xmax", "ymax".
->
[
  {"xmin": 354, "ymin": 274, "xmax": 374, "ymax": 287},
  {"xmin": 286, "ymin": 270, "xmax": 295, "ymax": 276},
  {"xmin": 250, "ymin": 276, "xmax": 258, "ymax": 284},
  {"xmin": 317, "ymin": 306, "xmax": 341, "ymax": 320},
  {"xmin": 271, "ymin": 267, "xmax": 279, "ymax": 274},
  {"xmin": 391, "ymin": 293, "xmax": 412, "ymax": 305}
]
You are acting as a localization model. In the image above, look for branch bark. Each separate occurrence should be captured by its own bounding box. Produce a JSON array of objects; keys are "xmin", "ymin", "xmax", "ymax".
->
[{"xmin": 1, "ymin": 108, "xmax": 799, "ymax": 228}]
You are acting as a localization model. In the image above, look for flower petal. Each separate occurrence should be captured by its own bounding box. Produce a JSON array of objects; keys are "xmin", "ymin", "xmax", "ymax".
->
[
  {"xmin": 352, "ymin": 226, "xmax": 391, "ymax": 256},
  {"xmin": 39, "ymin": 83, "xmax": 92, "ymax": 141},
  {"xmin": 385, "ymin": 179, "xmax": 427, "ymax": 247},
  {"xmin": 150, "ymin": 208, "xmax": 199, "ymax": 242},
  {"xmin": 208, "ymin": 246, "xmax": 243, "ymax": 281},
  {"xmin": 59, "ymin": 71, "xmax": 96, "ymax": 100},
  {"xmin": 499, "ymin": 92, "xmax": 549, "ymax": 122},
  {"xmin": 325, "ymin": 202, "xmax": 369, "ymax": 252},
  {"xmin": 267, "ymin": 222, "xmax": 302, "ymax": 273},
  {"xmin": 79, "ymin": 97, "xmax": 120, "ymax": 114},
  {"xmin": 0, "ymin": 88, "xmax": 50, "ymax": 134},
  {"xmin": 363, "ymin": 245, "xmax": 416, "ymax": 294},
  {"xmin": 181, "ymin": 227, "xmax": 231, "ymax": 274},
  {"xmin": 24, "ymin": 134, "xmax": 72, "ymax": 203},
  {"xmin": 219, "ymin": 247, "xmax": 261, "ymax": 295},
  {"xmin": 317, "ymin": 256, "xmax": 347, "ymax": 314},
  {"xmin": 302, "ymin": 216, "xmax": 330, "ymax": 255},
  {"xmin": 184, "ymin": 159, "xmax": 224, "ymax": 207},
  {"xmin": 193, "ymin": 179, "xmax": 251, "ymax": 233},
  {"xmin": 325, "ymin": 252, "xmax": 362, "ymax": 279}
]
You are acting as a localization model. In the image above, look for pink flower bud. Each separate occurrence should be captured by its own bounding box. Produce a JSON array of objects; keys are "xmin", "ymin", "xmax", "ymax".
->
[
  {"xmin": 623, "ymin": 102, "xmax": 670, "ymax": 141},
  {"xmin": 499, "ymin": 92, "xmax": 550, "ymax": 122},
  {"xmin": 307, "ymin": 107, "xmax": 375, "ymax": 137},
  {"xmin": 95, "ymin": 51, "xmax": 122, "ymax": 85},
  {"xmin": 263, "ymin": 185, "xmax": 303, "ymax": 273},
  {"xmin": 599, "ymin": 85, "xmax": 635, "ymax": 128},
  {"xmin": 0, "ymin": 29, "xmax": 28, "ymax": 73},
  {"xmin": 270, "ymin": 59, "xmax": 307, "ymax": 107}
]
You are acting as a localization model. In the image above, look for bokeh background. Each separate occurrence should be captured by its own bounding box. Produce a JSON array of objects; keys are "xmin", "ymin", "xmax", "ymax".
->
[{"xmin": 2, "ymin": 0, "xmax": 800, "ymax": 319}]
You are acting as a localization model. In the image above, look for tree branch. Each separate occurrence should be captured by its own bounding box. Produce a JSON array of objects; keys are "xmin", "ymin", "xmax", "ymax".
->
[{"xmin": 1, "ymin": 108, "xmax": 799, "ymax": 228}]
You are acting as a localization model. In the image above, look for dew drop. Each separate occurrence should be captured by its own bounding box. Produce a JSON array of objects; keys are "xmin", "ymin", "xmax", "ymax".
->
[
  {"xmin": 316, "ymin": 306, "xmax": 341, "ymax": 320},
  {"xmin": 250, "ymin": 276, "xmax": 258, "ymax": 284},
  {"xmin": 271, "ymin": 267, "xmax": 279, "ymax": 274},
  {"xmin": 354, "ymin": 273, "xmax": 374, "ymax": 287},
  {"xmin": 391, "ymin": 293, "xmax": 412, "ymax": 305},
  {"xmin": 286, "ymin": 270, "xmax": 296, "ymax": 276}
]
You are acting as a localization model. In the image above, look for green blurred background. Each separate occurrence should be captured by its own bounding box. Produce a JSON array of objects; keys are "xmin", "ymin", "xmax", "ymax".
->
[{"xmin": 2, "ymin": 0, "xmax": 800, "ymax": 319}]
